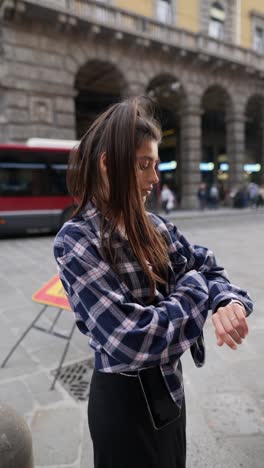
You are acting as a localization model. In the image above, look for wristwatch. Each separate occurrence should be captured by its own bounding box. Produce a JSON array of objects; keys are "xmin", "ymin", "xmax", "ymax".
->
[{"xmin": 215, "ymin": 298, "xmax": 247, "ymax": 315}]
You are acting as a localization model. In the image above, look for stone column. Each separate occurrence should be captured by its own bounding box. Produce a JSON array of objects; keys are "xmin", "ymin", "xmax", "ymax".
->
[
  {"xmin": 0, "ymin": 115, "xmax": 8, "ymax": 142},
  {"xmin": 180, "ymin": 104, "xmax": 202, "ymax": 209},
  {"xmin": 226, "ymin": 112, "xmax": 246, "ymax": 189}
]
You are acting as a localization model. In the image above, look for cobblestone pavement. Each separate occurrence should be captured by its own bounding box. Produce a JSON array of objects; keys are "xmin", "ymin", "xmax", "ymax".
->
[{"xmin": 0, "ymin": 209, "xmax": 263, "ymax": 468}]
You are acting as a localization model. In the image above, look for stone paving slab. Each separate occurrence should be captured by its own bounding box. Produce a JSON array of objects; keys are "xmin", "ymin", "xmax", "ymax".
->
[
  {"xmin": 0, "ymin": 380, "xmax": 35, "ymax": 415},
  {"xmin": 185, "ymin": 382, "xmax": 243, "ymax": 468},
  {"xmin": 25, "ymin": 372, "xmax": 63, "ymax": 406},
  {"xmin": 80, "ymin": 415, "xmax": 94, "ymax": 468},
  {"xmin": 31, "ymin": 406, "xmax": 83, "ymax": 466},
  {"xmin": 201, "ymin": 392, "xmax": 263, "ymax": 435},
  {"xmin": 219, "ymin": 436, "xmax": 264, "ymax": 468}
]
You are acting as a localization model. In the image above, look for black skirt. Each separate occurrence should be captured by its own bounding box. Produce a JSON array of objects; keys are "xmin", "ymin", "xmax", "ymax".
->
[{"xmin": 88, "ymin": 368, "xmax": 186, "ymax": 468}]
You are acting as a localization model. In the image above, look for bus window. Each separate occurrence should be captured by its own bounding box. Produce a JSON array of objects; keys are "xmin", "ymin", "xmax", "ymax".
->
[
  {"xmin": 0, "ymin": 162, "xmax": 50, "ymax": 196},
  {"xmin": 48, "ymin": 164, "xmax": 68, "ymax": 195}
]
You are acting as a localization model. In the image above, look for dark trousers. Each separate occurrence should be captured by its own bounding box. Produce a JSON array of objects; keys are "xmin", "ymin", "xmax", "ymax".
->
[{"xmin": 88, "ymin": 369, "xmax": 186, "ymax": 468}]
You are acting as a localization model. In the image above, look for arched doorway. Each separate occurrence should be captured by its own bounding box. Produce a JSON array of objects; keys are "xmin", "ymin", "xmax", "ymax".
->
[
  {"xmin": 75, "ymin": 60, "xmax": 126, "ymax": 138},
  {"xmin": 245, "ymin": 95, "xmax": 263, "ymax": 184},
  {"xmin": 201, "ymin": 85, "xmax": 232, "ymax": 204},
  {"xmin": 147, "ymin": 74, "xmax": 183, "ymax": 207}
]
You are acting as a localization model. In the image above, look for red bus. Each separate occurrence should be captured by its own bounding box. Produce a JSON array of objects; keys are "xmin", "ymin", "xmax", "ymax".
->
[{"xmin": 0, "ymin": 139, "xmax": 77, "ymax": 235}]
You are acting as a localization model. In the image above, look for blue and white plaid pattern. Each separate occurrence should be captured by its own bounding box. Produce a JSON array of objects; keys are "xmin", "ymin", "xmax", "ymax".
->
[{"xmin": 54, "ymin": 202, "xmax": 253, "ymax": 406}]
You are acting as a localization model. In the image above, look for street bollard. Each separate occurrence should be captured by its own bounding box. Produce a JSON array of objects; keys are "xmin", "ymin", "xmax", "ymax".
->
[{"xmin": 0, "ymin": 403, "xmax": 34, "ymax": 468}]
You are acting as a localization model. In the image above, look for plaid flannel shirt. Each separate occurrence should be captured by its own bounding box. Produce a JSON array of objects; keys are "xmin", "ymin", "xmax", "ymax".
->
[{"xmin": 54, "ymin": 202, "xmax": 253, "ymax": 407}]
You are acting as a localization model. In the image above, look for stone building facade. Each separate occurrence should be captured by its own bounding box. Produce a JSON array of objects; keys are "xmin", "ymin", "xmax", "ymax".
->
[{"xmin": 0, "ymin": 0, "xmax": 264, "ymax": 207}]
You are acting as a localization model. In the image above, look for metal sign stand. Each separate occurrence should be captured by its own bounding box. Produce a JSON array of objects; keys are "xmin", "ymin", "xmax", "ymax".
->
[{"xmin": 1, "ymin": 304, "xmax": 76, "ymax": 390}]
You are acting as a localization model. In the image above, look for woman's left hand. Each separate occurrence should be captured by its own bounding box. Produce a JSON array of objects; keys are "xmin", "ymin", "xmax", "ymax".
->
[{"xmin": 212, "ymin": 302, "xmax": 249, "ymax": 350}]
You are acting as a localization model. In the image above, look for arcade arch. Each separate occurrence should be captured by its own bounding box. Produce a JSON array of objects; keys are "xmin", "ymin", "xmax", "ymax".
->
[
  {"xmin": 75, "ymin": 60, "xmax": 127, "ymax": 138},
  {"xmin": 245, "ymin": 95, "xmax": 264, "ymax": 184},
  {"xmin": 147, "ymin": 74, "xmax": 185, "ymax": 205}
]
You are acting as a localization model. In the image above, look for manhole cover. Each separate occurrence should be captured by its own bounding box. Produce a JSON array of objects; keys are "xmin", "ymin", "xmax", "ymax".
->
[{"xmin": 52, "ymin": 359, "xmax": 94, "ymax": 401}]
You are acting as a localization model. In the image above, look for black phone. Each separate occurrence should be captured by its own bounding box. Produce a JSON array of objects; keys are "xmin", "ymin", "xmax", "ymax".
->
[{"xmin": 138, "ymin": 366, "xmax": 181, "ymax": 430}]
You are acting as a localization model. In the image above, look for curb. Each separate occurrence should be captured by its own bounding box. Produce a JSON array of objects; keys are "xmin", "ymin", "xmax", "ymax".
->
[{"xmin": 156, "ymin": 207, "xmax": 263, "ymax": 220}]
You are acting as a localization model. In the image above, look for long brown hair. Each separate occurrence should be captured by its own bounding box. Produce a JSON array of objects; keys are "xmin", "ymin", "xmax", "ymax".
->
[{"xmin": 67, "ymin": 96, "xmax": 169, "ymax": 296}]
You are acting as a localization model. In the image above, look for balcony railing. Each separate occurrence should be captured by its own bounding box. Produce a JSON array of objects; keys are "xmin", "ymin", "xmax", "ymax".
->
[{"xmin": 1, "ymin": 0, "xmax": 264, "ymax": 76}]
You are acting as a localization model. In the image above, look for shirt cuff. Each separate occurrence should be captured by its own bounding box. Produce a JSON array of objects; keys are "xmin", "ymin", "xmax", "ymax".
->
[{"xmin": 214, "ymin": 298, "xmax": 246, "ymax": 314}]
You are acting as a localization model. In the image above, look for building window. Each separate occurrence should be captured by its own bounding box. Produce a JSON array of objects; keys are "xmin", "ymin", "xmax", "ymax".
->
[
  {"xmin": 209, "ymin": 2, "xmax": 225, "ymax": 40},
  {"xmin": 157, "ymin": 0, "xmax": 172, "ymax": 24},
  {"xmin": 253, "ymin": 26, "xmax": 264, "ymax": 54}
]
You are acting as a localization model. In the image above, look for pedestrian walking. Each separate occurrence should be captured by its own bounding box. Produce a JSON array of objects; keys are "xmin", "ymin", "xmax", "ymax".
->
[
  {"xmin": 256, "ymin": 185, "xmax": 264, "ymax": 208},
  {"xmin": 54, "ymin": 96, "xmax": 253, "ymax": 468},
  {"xmin": 247, "ymin": 182, "xmax": 259, "ymax": 208},
  {"xmin": 231, "ymin": 185, "xmax": 248, "ymax": 208},
  {"xmin": 208, "ymin": 184, "xmax": 219, "ymax": 209},
  {"xmin": 161, "ymin": 183, "xmax": 175, "ymax": 214},
  {"xmin": 197, "ymin": 182, "xmax": 207, "ymax": 210}
]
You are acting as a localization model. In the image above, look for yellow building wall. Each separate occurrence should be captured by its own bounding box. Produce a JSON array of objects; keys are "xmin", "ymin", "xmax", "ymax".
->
[
  {"xmin": 177, "ymin": 0, "xmax": 199, "ymax": 32},
  {"xmin": 240, "ymin": 0, "xmax": 264, "ymax": 49},
  {"xmin": 113, "ymin": 0, "xmax": 264, "ymax": 48},
  {"xmin": 115, "ymin": 0, "xmax": 200, "ymax": 32},
  {"xmin": 115, "ymin": 0, "xmax": 153, "ymax": 18}
]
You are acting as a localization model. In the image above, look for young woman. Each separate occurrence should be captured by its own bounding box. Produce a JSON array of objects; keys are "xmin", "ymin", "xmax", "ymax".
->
[{"xmin": 54, "ymin": 97, "xmax": 252, "ymax": 468}]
